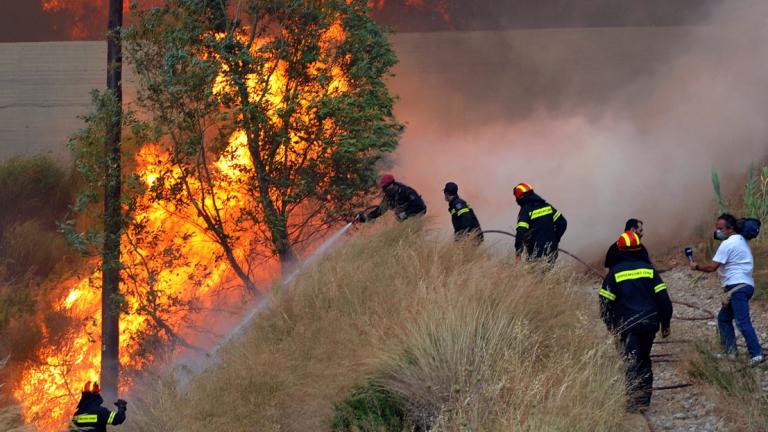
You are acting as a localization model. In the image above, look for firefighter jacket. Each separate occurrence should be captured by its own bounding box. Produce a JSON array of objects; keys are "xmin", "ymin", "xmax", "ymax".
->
[
  {"xmin": 448, "ymin": 196, "xmax": 483, "ymax": 240},
  {"xmin": 514, "ymin": 192, "xmax": 567, "ymax": 257},
  {"xmin": 604, "ymin": 242, "xmax": 651, "ymax": 269},
  {"xmin": 600, "ymin": 257, "xmax": 673, "ymax": 334},
  {"xmin": 366, "ymin": 182, "xmax": 427, "ymax": 221},
  {"xmin": 70, "ymin": 394, "xmax": 126, "ymax": 432}
]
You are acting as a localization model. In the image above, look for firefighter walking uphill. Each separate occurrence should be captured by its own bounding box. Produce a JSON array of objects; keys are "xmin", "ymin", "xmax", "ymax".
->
[
  {"xmin": 70, "ymin": 381, "xmax": 127, "ymax": 431},
  {"xmin": 356, "ymin": 174, "xmax": 426, "ymax": 223},
  {"xmin": 600, "ymin": 231, "xmax": 673, "ymax": 413},
  {"xmin": 513, "ymin": 182, "xmax": 567, "ymax": 261},
  {"xmin": 443, "ymin": 182, "xmax": 483, "ymax": 241}
]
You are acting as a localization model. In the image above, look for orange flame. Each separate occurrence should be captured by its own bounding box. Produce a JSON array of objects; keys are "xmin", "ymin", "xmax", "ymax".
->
[{"xmin": 14, "ymin": 17, "xmax": 349, "ymax": 430}]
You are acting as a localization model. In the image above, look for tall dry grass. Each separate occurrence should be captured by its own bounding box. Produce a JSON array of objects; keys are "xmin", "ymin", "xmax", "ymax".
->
[{"xmin": 125, "ymin": 222, "xmax": 627, "ymax": 431}]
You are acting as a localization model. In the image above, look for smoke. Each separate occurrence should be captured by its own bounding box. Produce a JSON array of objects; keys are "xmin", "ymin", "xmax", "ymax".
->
[{"xmin": 387, "ymin": 0, "xmax": 768, "ymax": 260}]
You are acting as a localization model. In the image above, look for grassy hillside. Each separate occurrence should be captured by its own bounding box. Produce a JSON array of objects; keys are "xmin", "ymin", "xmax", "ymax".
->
[{"xmin": 125, "ymin": 222, "xmax": 628, "ymax": 431}]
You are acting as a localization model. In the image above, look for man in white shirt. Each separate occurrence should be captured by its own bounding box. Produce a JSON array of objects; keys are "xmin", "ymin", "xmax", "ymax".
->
[{"xmin": 691, "ymin": 213, "xmax": 764, "ymax": 366}]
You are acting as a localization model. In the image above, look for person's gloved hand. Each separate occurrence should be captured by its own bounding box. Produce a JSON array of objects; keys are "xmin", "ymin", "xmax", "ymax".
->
[
  {"xmin": 397, "ymin": 212, "xmax": 407, "ymax": 221},
  {"xmin": 115, "ymin": 399, "xmax": 128, "ymax": 411},
  {"xmin": 354, "ymin": 213, "xmax": 366, "ymax": 223},
  {"xmin": 661, "ymin": 327, "xmax": 671, "ymax": 338}
]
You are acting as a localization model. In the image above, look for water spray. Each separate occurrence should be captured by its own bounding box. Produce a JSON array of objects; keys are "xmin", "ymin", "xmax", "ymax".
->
[{"xmin": 211, "ymin": 222, "xmax": 355, "ymax": 354}]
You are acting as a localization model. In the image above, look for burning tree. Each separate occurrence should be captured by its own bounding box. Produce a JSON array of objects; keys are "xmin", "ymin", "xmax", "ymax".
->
[
  {"xmin": 126, "ymin": 0, "xmax": 403, "ymax": 279},
  {"xmin": 13, "ymin": 0, "xmax": 401, "ymax": 428}
]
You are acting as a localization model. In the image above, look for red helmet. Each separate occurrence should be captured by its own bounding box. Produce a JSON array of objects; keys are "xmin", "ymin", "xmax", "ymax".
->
[
  {"xmin": 83, "ymin": 381, "xmax": 101, "ymax": 395},
  {"xmin": 617, "ymin": 231, "xmax": 642, "ymax": 251},
  {"xmin": 379, "ymin": 174, "xmax": 395, "ymax": 189},
  {"xmin": 513, "ymin": 182, "xmax": 533, "ymax": 200}
]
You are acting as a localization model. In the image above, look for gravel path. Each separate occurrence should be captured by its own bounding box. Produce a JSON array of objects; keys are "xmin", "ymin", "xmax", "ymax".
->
[{"xmin": 630, "ymin": 266, "xmax": 768, "ymax": 431}]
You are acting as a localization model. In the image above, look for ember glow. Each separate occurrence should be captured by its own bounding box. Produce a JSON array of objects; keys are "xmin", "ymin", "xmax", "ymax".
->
[{"xmin": 13, "ymin": 21, "xmax": 349, "ymax": 431}]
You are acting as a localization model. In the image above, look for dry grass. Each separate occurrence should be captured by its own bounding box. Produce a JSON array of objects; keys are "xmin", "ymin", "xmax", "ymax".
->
[{"xmin": 125, "ymin": 222, "xmax": 628, "ymax": 432}]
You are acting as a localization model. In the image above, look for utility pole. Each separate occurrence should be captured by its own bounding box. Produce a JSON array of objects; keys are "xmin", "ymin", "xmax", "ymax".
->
[{"xmin": 101, "ymin": 0, "xmax": 123, "ymax": 402}]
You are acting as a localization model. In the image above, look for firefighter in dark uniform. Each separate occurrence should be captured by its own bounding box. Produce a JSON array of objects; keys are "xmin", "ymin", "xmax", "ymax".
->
[
  {"xmin": 513, "ymin": 183, "xmax": 567, "ymax": 261},
  {"xmin": 600, "ymin": 231, "xmax": 673, "ymax": 412},
  {"xmin": 604, "ymin": 218, "xmax": 652, "ymax": 270},
  {"xmin": 443, "ymin": 182, "xmax": 482, "ymax": 241},
  {"xmin": 356, "ymin": 174, "xmax": 427, "ymax": 223},
  {"xmin": 70, "ymin": 381, "xmax": 127, "ymax": 431}
]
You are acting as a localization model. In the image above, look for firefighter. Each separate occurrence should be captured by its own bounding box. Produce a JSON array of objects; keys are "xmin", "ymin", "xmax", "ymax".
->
[
  {"xmin": 355, "ymin": 174, "xmax": 427, "ymax": 223},
  {"xmin": 513, "ymin": 182, "xmax": 567, "ymax": 261},
  {"xmin": 600, "ymin": 231, "xmax": 673, "ymax": 412},
  {"xmin": 604, "ymin": 219, "xmax": 652, "ymax": 270},
  {"xmin": 70, "ymin": 381, "xmax": 127, "ymax": 431},
  {"xmin": 443, "ymin": 182, "xmax": 483, "ymax": 242}
]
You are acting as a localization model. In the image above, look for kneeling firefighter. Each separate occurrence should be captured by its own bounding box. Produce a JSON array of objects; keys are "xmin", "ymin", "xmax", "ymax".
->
[
  {"xmin": 600, "ymin": 231, "xmax": 673, "ymax": 412},
  {"xmin": 513, "ymin": 182, "xmax": 567, "ymax": 261},
  {"xmin": 70, "ymin": 381, "xmax": 127, "ymax": 431},
  {"xmin": 356, "ymin": 174, "xmax": 427, "ymax": 223}
]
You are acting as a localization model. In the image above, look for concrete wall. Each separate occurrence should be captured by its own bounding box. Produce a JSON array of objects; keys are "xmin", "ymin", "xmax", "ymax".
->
[{"xmin": 0, "ymin": 27, "xmax": 685, "ymax": 161}]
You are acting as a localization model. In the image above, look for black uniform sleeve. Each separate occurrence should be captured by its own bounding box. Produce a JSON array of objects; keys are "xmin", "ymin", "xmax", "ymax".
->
[
  {"xmin": 553, "ymin": 208, "xmax": 567, "ymax": 242},
  {"xmin": 365, "ymin": 198, "xmax": 389, "ymax": 221},
  {"xmin": 652, "ymin": 271, "xmax": 673, "ymax": 329},
  {"xmin": 599, "ymin": 272, "xmax": 618, "ymax": 331},
  {"xmin": 604, "ymin": 243, "xmax": 619, "ymax": 269},
  {"xmin": 99, "ymin": 406, "xmax": 126, "ymax": 426},
  {"xmin": 640, "ymin": 245, "xmax": 652, "ymax": 265},
  {"xmin": 514, "ymin": 208, "xmax": 531, "ymax": 255}
]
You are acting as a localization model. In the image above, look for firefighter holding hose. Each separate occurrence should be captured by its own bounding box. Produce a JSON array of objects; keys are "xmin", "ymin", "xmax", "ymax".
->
[
  {"xmin": 443, "ymin": 181, "xmax": 483, "ymax": 242},
  {"xmin": 70, "ymin": 381, "xmax": 127, "ymax": 431},
  {"xmin": 600, "ymin": 231, "xmax": 673, "ymax": 413},
  {"xmin": 513, "ymin": 182, "xmax": 567, "ymax": 262},
  {"xmin": 355, "ymin": 174, "xmax": 426, "ymax": 223}
]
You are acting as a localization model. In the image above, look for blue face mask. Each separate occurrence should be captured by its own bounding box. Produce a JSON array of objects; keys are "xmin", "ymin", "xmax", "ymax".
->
[{"xmin": 714, "ymin": 229, "xmax": 728, "ymax": 241}]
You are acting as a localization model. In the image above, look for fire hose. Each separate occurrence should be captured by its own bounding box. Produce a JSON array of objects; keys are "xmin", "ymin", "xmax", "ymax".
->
[{"xmin": 481, "ymin": 229, "xmax": 712, "ymax": 402}]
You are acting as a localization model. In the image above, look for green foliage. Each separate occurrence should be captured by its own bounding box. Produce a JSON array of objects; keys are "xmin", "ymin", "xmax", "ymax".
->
[
  {"xmin": 711, "ymin": 165, "xmax": 768, "ymax": 224},
  {"xmin": 711, "ymin": 170, "xmax": 727, "ymax": 215},
  {"xmin": 0, "ymin": 156, "xmax": 71, "ymax": 230},
  {"xmin": 125, "ymin": 0, "xmax": 403, "ymax": 267},
  {"xmin": 331, "ymin": 381, "xmax": 406, "ymax": 432},
  {"xmin": 60, "ymin": 89, "xmax": 146, "ymax": 256},
  {"xmin": 743, "ymin": 165, "xmax": 768, "ymax": 223}
]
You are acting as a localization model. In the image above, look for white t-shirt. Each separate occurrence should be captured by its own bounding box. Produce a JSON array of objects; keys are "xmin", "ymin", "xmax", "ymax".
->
[{"xmin": 712, "ymin": 234, "xmax": 754, "ymax": 287}]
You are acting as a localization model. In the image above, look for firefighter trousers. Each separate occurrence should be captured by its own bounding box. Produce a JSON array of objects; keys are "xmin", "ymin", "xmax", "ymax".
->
[{"xmin": 619, "ymin": 329, "xmax": 656, "ymax": 410}]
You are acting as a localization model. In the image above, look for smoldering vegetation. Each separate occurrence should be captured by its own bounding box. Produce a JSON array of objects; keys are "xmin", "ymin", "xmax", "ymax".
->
[
  {"xmin": 123, "ymin": 222, "xmax": 627, "ymax": 432},
  {"xmin": 388, "ymin": 0, "xmax": 768, "ymax": 258}
]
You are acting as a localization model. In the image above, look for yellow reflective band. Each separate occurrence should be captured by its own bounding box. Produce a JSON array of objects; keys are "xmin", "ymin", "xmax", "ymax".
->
[
  {"xmin": 449, "ymin": 209, "xmax": 456, "ymax": 215},
  {"xmin": 75, "ymin": 414, "xmax": 98, "ymax": 424},
  {"xmin": 517, "ymin": 221, "xmax": 530, "ymax": 229},
  {"xmin": 553, "ymin": 210, "xmax": 561, "ymax": 221},
  {"xmin": 456, "ymin": 208, "xmax": 471, "ymax": 216},
  {"xmin": 599, "ymin": 289, "xmax": 617, "ymax": 301},
  {"xmin": 530, "ymin": 206, "xmax": 554, "ymax": 220},
  {"xmin": 614, "ymin": 268, "xmax": 654, "ymax": 283},
  {"xmin": 654, "ymin": 283, "xmax": 668, "ymax": 293},
  {"xmin": 108, "ymin": 411, "xmax": 116, "ymax": 424}
]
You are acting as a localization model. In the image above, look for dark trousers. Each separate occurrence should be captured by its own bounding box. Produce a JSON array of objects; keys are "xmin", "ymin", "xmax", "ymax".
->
[{"xmin": 619, "ymin": 330, "xmax": 656, "ymax": 409}]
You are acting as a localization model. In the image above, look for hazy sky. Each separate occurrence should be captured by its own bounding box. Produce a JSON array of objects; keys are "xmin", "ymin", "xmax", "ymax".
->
[{"xmin": 0, "ymin": 0, "xmax": 718, "ymax": 43}]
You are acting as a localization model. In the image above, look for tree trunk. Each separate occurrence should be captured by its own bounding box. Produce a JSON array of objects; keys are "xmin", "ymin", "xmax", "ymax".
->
[{"xmin": 101, "ymin": 0, "xmax": 123, "ymax": 403}]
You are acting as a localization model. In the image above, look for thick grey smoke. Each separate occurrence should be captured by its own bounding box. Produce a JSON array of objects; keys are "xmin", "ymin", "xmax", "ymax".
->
[{"xmin": 386, "ymin": 0, "xmax": 768, "ymax": 259}]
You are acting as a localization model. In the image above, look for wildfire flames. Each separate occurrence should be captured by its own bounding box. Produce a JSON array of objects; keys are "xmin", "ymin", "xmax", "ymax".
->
[{"xmin": 13, "ymin": 16, "xmax": 349, "ymax": 431}]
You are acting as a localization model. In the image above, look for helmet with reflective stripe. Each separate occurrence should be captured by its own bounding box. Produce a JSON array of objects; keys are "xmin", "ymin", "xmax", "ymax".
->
[
  {"xmin": 513, "ymin": 182, "xmax": 533, "ymax": 200},
  {"xmin": 83, "ymin": 381, "xmax": 100, "ymax": 395},
  {"xmin": 617, "ymin": 231, "xmax": 642, "ymax": 251},
  {"xmin": 379, "ymin": 174, "xmax": 395, "ymax": 189}
]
